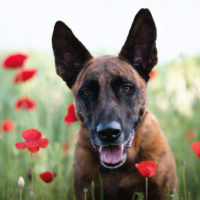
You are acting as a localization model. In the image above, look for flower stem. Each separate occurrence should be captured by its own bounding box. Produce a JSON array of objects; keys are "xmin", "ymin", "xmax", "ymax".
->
[
  {"xmin": 30, "ymin": 153, "xmax": 34, "ymax": 191},
  {"xmin": 145, "ymin": 177, "xmax": 148, "ymax": 200},
  {"xmin": 182, "ymin": 162, "xmax": 187, "ymax": 200},
  {"xmin": 19, "ymin": 189, "xmax": 22, "ymax": 200},
  {"xmin": 91, "ymin": 181, "xmax": 95, "ymax": 200},
  {"xmin": 83, "ymin": 188, "xmax": 88, "ymax": 200}
]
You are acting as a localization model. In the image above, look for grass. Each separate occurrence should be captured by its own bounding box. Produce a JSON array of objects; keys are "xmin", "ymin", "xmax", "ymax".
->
[{"xmin": 0, "ymin": 51, "xmax": 200, "ymax": 199}]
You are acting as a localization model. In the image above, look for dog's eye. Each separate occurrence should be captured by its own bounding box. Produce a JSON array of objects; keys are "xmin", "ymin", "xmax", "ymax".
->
[
  {"xmin": 83, "ymin": 89, "xmax": 91, "ymax": 96},
  {"xmin": 122, "ymin": 85, "xmax": 131, "ymax": 93}
]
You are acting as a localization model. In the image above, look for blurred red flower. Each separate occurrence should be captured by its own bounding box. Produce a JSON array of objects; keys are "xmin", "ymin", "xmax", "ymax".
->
[
  {"xmin": 192, "ymin": 142, "xmax": 200, "ymax": 158},
  {"xmin": 13, "ymin": 68, "xmax": 37, "ymax": 83},
  {"xmin": 185, "ymin": 129, "xmax": 195, "ymax": 141},
  {"xmin": 15, "ymin": 129, "xmax": 49, "ymax": 153},
  {"xmin": 39, "ymin": 171, "xmax": 54, "ymax": 183},
  {"xmin": 71, "ymin": 132, "xmax": 77, "ymax": 142},
  {"xmin": 62, "ymin": 142, "xmax": 70, "ymax": 154},
  {"xmin": 149, "ymin": 69, "xmax": 157, "ymax": 80},
  {"xmin": 1, "ymin": 119, "xmax": 15, "ymax": 133},
  {"xmin": 64, "ymin": 103, "xmax": 77, "ymax": 126},
  {"xmin": 15, "ymin": 97, "xmax": 36, "ymax": 111},
  {"xmin": 135, "ymin": 160, "xmax": 157, "ymax": 177},
  {"xmin": 2, "ymin": 53, "xmax": 27, "ymax": 69}
]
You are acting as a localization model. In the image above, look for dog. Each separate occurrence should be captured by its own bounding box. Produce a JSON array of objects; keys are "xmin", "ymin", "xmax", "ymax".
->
[{"xmin": 52, "ymin": 8, "xmax": 178, "ymax": 200}]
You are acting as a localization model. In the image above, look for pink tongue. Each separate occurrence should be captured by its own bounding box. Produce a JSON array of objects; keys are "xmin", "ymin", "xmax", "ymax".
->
[{"xmin": 99, "ymin": 145, "xmax": 124, "ymax": 164}]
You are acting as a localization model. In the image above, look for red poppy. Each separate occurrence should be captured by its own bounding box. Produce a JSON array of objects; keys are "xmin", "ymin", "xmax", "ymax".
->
[
  {"xmin": 2, "ymin": 53, "xmax": 27, "ymax": 69},
  {"xmin": 39, "ymin": 171, "xmax": 54, "ymax": 183},
  {"xmin": 15, "ymin": 97, "xmax": 36, "ymax": 111},
  {"xmin": 149, "ymin": 69, "xmax": 157, "ymax": 80},
  {"xmin": 62, "ymin": 142, "xmax": 70, "ymax": 154},
  {"xmin": 192, "ymin": 142, "xmax": 200, "ymax": 158},
  {"xmin": 185, "ymin": 129, "xmax": 195, "ymax": 141},
  {"xmin": 135, "ymin": 160, "xmax": 157, "ymax": 177},
  {"xmin": 1, "ymin": 119, "xmax": 15, "ymax": 133},
  {"xmin": 64, "ymin": 103, "xmax": 78, "ymax": 126},
  {"xmin": 71, "ymin": 132, "xmax": 77, "ymax": 142},
  {"xmin": 13, "ymin": 68, "xmax": 38, "ymax": 83},
  {"xmin": 15, "ymin": 129, "xmax": 49, "ymax": 153}
]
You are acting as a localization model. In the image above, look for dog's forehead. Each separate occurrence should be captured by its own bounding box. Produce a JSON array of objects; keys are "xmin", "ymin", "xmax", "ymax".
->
[
  {"xmin": 72, "ymin": 55, "xmax": 145, "ymax": 92},
  {"xmin": 86, "ymin": 55, "xmax": 132, "ymax": 75}
]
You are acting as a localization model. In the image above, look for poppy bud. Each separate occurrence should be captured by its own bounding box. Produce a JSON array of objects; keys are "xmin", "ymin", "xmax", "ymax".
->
[{"xmin": 17, "ymin": 176, "xmax": 25, "ymax": 189}]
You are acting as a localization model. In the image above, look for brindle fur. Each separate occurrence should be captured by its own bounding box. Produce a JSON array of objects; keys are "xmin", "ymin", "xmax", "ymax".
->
[{"xmin": 52, "ymin": 9, "xmax": 178, "ymax": 200}]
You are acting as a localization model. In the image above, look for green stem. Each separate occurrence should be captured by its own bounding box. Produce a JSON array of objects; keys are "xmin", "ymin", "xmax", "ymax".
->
[
  {"xmin": 19, "ymin": 189, "xmax": 22, "ymax": 200},
  {"xmin": 30, "ymin": 153, "xmax": 34, "ymax": 191},
  {"xmin": 91, "ymin": 181, "xmax": 95, "ymax": 200},
  {"xmin": 145, "ymin": 177, "xmax": 148, "ymax": 200},
  {"xmin": 98, "ymin": 171, "xmax": 103, "ymax": 200},
  {"xmin": 182, "ymin": 164, "xmax": 187, "ymax": 200},
  {"xmin": 83, "ymin": 188, "xmax": 88, "ymax": 200}
]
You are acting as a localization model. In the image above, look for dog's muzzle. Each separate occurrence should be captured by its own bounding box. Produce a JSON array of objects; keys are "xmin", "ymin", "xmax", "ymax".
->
[{"xmin": 96, "ymin": 121, "xmax": 135, "ymax": 169}]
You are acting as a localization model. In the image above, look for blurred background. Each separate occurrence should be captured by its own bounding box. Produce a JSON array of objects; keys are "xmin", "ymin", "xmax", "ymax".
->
[
  {"xmin": 1, "ymin": 0, "xmax": 200, "ymax": 62},
  {"xmin": 0, "ymin": 0, "xmax": 200, "ymax": 199}
]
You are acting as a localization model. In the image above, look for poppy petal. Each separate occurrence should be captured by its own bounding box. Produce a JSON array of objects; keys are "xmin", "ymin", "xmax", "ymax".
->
[
  {"xmin": 15, "ymin": 142, "xmax": 27, "ymax": 149},
  {"xmin": 39, "ymin": 171, "xmax": 53, "ymax": 183},
  {"xmin": 26, "ymin": 141, "xmax": 40, "ymax": 153},
  {"xmin": 27, "ymin": 146, "xmax": 40, "ymax": 153},
  {"xmin": 1, "ymin": 119, "xmax": 15, "ymax": 133},
  {"xmin": 2, "ymin": 53, "xmax": 27, "ymax": 69},
  {"xmin": 15, "ymin": 97, "xmax": 36, "ymax": 111},
  {"xmin": 192, "ymin": 142, "xmax": 200, "ymax": 158},
  {"xmin": 15, "ymin": 129, "xmax": 48, "ymax": 153},
  {"xmin": 135, "ymin": 160, "xmax": 157, "ymax": 178},
  {"xmin": 13, "ymin": 68, "xmax": 37, "ymax": 83},
  {"xmin": 150, "ymin": 69, "xmax": 157, "ymax": 80},
  {"xmin": 38, "ymin": 138, "xmax": 49, "ymax": 148},
  {"xmin": 22, "ymin": 129, "xmax": 42, "ymax": 142},
  {"xmin": 64, "ymin": 103, "xmax": 78, "ymax": 126}
]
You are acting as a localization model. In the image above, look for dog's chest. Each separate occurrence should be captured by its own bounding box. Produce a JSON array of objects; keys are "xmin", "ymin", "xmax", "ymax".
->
[{"xmin": 100, "ymin": 166, "xmax": 144, "ymax": 198}]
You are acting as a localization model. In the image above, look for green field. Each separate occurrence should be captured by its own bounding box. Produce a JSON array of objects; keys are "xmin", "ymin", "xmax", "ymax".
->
[{"xmin": 0, "ymin": 51, "xmax": 200, "ymax": 200}]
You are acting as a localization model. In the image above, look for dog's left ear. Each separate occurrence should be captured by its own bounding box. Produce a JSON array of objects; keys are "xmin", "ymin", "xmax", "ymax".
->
[{"xmin": 119, "ymin": 9, "xmax": 157, "ymax": 81}]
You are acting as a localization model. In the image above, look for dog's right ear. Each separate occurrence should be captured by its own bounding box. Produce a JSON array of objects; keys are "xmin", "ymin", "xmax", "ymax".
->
[{"xmin": 52, "ymin": 21, "xmax": 92, "ymax": 88}]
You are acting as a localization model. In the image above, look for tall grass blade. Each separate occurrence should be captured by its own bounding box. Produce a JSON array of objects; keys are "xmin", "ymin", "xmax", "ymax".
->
[
  {"xmin": 91, "ymin": 180, "xmax": 95, "ymax": 200},
  {"xmin": 98, "ymin": 171, "xmax": 104, "ymax": 200}
]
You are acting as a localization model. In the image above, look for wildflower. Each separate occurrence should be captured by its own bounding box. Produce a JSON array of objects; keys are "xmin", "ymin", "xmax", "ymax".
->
[
  {"xmin": 15, "ymin": 97, "xmax": 36, "ymax": 111},
  {"xmin": 2, "ymin": 53, "xmax": 27, "ymax": 69},
  {"xmin": 71, "ymin": 132, "xmax": 77, "ymax": 142},
  {"xmin": 17, "ymin": 176, "xmax": 25, "ymax": 189},
  {"xmin": 192, "ymin": 142, "xmax": 200, "ymax": 158},
  {"xmin": 135, "ymin": 161, "xmax": 157, "ymax": 200},
  {"xmin": 62, "ymin": 142, "xmax": 70, "ymax": 154},
  {"xmin": 39, "ymin": 171, "xmax": 54, "ymax": 183},
  {"xmin": 149, "ymin": 69, "xmax": 157, "ymax": 80},
  {"xmin": 185, "ymin": 129, "xmax": 195, "ymax": 141},
  {"xmin": 1, "ymin": 119, "xmax": 15, "ymax": 133},
  {"xmin": 64, "ymin": 103, "xmax": 78, "ymax": 126},
  {"xmin": 135, "ymin": 160, "xmax": 157, "ymax": 177},
  {"xmin": 13, "ymin": 68, "xmax": 37, "ymax": 83},
  {"xmin": 15, "ymin": 129, "xmax": 49, "ymax": 153}
]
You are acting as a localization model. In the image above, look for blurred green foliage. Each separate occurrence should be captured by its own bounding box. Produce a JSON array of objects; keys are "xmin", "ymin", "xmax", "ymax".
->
[{"xmin": 0, "ymin": 51, "xmax": 200, "ymax": 200}]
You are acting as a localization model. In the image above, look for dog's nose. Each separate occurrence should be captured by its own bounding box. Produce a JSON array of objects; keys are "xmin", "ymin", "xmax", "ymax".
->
[{"xmin": 96, "ymin": 121, "xmax": 121, "ymax": 142}]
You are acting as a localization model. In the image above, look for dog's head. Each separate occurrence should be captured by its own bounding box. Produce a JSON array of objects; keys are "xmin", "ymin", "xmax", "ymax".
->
[{"xmin": 52, "ymin": 9, "xmax": 157, "ymax": 169}]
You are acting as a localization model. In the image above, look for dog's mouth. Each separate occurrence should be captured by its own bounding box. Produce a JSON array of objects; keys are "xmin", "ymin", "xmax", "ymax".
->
[
  {"xmin": 99, "ymin": 145, "xmax": 127, "ymax": 169},
  {"xmin": 98, "ymin": 130, "xmax": 135, "ymax": 169}
]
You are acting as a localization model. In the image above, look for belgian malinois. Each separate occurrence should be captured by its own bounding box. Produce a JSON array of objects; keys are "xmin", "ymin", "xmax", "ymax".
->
[{"xmin": 52, "ymin": 8, "xmax": 178, "ymax": 200}]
